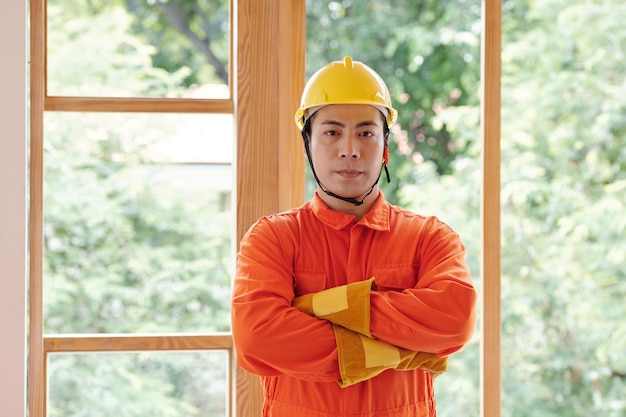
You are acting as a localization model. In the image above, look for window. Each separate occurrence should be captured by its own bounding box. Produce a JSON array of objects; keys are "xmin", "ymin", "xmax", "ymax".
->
[{"xmin": 29, "ymin": 1, "xmax": 305, "ymax": 416}]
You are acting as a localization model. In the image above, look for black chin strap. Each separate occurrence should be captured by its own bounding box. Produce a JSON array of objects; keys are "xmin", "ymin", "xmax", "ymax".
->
[{"xmin": 301, "ymin": 119, "xmax": 391, "ymax": 207}]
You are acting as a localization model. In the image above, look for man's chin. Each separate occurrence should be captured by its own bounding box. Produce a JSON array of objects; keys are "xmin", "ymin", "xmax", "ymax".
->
[{"xmin": 325, "ymin": 186, "xmax": 379, "ymax": 201}]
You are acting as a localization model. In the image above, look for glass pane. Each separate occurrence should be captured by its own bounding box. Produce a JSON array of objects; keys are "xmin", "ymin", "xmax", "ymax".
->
[
  {"xmin": 306, "ymin": 2, "xmax": 481, "ymax": 416},
  {"xmin": 501, "ymin": 2, "xmax": 626, "ymax": 416},
  {"xmin": 48, "ymin": 351, "xmax": 229, "ymax": 417},
  {"xmin": 43, "ymin": 112, "xmax": 233, "ymax": 334},
  {"xmin": 47, "ymin": 0, "xmax": 230, "ymax": 98}
]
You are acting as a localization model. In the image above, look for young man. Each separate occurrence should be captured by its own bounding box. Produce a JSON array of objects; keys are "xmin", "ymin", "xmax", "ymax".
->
[{"xmin": 232, "ymin": 56, "xmax": 477, "ymax": 417}]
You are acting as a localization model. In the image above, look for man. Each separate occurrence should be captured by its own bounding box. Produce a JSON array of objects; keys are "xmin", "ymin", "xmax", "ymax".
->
[{"xmin": 232, "ymin": 56, "xmax": 476, "ymax": 417}]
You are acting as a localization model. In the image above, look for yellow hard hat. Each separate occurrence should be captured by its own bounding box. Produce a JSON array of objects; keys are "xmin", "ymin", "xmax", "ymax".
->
[{"xmin": 294, "ymin": 56, "xmax": 398, "ymax": 130}]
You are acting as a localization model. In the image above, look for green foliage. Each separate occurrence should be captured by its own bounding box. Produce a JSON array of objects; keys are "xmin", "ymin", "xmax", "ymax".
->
[
  {"xmin": 44, "ymin": 111, "xmax": 232, "ymax": 334},
  {"xmin": 305, "ymin": 1, "xmax": 626, "ymax": 416},
  {"xmin": 48, "ymin": 352, "xmax": 228, "ymax": 417},
  {"xmin": 124, "ymin": 0, "xmax": 230, "ymax": 85},
  {"xmin": 398, "ymin": 159, "xmax": 482, "ymax": 416},
  {"xmin": 306, "ymin": 5, "xmax": 482, "ymax": 414},
  {"xmin": 500, "ymin": 1, "xmax": 626, "ymax": 415},
  {"xmin": 47, "ymin": 0, "xmax": 228, "ymax": 97},
  {"xmin": 47, "ymin": 2, "xmax": 192, "ymax": 97},
  {"xmin": 44, "ymin": 1, "xmax": 232, "ymax": 411},
  {"xmin": 306, "ymin": 0, "xmax": 482, "ymax": 184}
]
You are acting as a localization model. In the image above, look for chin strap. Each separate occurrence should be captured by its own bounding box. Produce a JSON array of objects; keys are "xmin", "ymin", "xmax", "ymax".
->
[
  {"xmin": 301, "ymin": 119, "xmax": 390, "ymax": 207},
  {"xmin": 383, "ymin": 163, "xmax": 391, "ymax": 184}
]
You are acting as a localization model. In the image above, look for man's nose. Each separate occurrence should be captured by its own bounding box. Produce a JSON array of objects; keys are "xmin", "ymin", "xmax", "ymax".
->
[{"xmin": 339, "ymin": 135, "xmax": 359, "ymax": 159}]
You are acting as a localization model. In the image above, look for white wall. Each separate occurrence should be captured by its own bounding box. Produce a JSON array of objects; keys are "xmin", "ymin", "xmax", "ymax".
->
[{"xmin": 0, "ymin": 0, "xmax": 27, "ymax": 416}]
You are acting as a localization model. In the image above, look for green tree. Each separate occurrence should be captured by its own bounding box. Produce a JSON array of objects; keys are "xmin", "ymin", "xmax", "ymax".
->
[
  {"xmin": 305, "ymin": 1, "xmax": 626, "ymax": 416},
  {"xmin": 306, "ymin": 0, "xmax": 482, "ymax": 186},
  {"xmin": 305, "ymin": 2, "xmax": 483, "ymax": 416},
  {"xmin": 124, "ymin": 0, "xmax": 229, "ymax": 85},
  {"xmin": 45, "ymin": 1, "xmax": 232, "ymax": 415},
  {"xmin": 44, "ymin": 0, "xmax": 626, "ymax": 415},
  {"xmin": 47, "ymin": 0, "xmax": 229, "ymax": 97},
  {"xmin": 500, "ymin": 1, "xmax": 626, "ymax": 415}
]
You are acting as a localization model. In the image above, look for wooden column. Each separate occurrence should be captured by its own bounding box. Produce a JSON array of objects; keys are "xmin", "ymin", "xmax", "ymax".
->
[
  {"xmin": 480, "ymin": 1, "xmax": 502, "ymax": 417},
  {"xmin": 235, "ymin": 0, "xmax": 306, "ymax": 416}
]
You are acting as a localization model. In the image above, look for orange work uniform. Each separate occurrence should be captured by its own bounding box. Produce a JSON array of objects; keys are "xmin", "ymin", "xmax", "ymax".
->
[{"xmin": 232, "ymin": 191, "xmax": 477, "ymax": 417}]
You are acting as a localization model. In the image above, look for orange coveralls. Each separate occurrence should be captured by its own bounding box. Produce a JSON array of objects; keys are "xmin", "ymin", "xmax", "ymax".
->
[{"xmin": 232, "ymin": 192, "xmax": 477, "ymax": 417}]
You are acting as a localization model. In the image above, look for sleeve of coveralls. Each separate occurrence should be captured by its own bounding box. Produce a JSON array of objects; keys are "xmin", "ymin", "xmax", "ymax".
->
[
  {"xmin": 369, "ymin": 219, "xmax": 477, "ymax": 356},
  {"xmin": 231, "ymin": 217, "xmax": 341, "ymax": 383}
]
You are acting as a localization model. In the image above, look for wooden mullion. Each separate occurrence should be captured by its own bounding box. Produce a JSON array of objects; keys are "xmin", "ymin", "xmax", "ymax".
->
[
  {"xmin": 28, "ymin": 0, "xmax": 47, "ymax": 415},
  {"xmin": 44, "ymin": 96, "xmax": 234, "ymax": 113},
  {"xmin": 480, "ymin": 1, "xmax": 502, "ymax": 417},
  {"xmin": 235, "ymin": 1, "xmax": 306, "ymax": 416},
  {"xmin": 44, "ymin": 334, "xmax": 233, "ymax": 353}
]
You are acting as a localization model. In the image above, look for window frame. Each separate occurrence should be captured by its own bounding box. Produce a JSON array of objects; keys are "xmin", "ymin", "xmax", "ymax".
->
[
  {"xmin": 28, "ymin": 1, "xmax": 305, "ymax": 416},
  {"xmin": 480, "ymin": 2, "xmax": 502, "ymax": 417}
]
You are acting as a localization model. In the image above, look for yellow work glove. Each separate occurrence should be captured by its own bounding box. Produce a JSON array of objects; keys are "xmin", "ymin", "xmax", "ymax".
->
[
  {"xmin": 292, "ymin": 278, "xmax": 375, "ymax": 337},
  {"xmin": 395, "ymin": 350, "xmax": 448, "ymax": 375},
  {"xmin": 333, "ymin": 325, "xmax": 448, "ymax": 388}
]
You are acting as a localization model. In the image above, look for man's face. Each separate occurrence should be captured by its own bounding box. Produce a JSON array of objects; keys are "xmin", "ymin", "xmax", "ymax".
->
[{"xmin": 308, "ymin": 104, "xmax": 386, "ymax": 200}]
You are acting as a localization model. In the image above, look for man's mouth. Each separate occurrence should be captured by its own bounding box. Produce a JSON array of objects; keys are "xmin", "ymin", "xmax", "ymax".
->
[{"xmin": 336, "ymin": 169, "xmax": 362, "ymax": 178}]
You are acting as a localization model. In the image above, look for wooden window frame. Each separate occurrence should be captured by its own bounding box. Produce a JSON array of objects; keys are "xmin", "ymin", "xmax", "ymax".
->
[
  {"xmin": 29, "ymin": 1, "xmax": 499, "ymax": 416},
  {"xmin": 28, "ymin": 0, "xmax": 305, "ymax": 416},
  {"xmin": 481, "ymin": 2, "xmax": 502, "ymax": 417}
]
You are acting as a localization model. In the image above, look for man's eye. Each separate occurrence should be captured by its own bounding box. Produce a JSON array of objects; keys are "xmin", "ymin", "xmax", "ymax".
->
[
  {"xmin": 360, "ymin": 131, "xmax": 375, "ymax": 137},
  {"xmin": 324, "ymin": 130, "xmax": 339, "ymax": 136}
]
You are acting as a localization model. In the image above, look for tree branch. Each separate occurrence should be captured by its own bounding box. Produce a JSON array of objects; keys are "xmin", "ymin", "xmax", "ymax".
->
[{"xmin": 156, "ymin": 0, "xmax": 228, "ymax": 84}]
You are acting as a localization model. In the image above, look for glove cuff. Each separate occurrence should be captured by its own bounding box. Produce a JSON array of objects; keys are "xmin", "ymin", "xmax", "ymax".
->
[
  {"xmin": 293, "ymin": 277, "xmax": 375, "ymax": 337},
  {"xmin": 333, "ymin": 324, "xmax": 400, "ymax": 387},
  {"xmin": 333, "ymin": 325, "xmax": 449, "ymax": 388},
  {"xmin": 396, "ymin": 350, "xmax": 448, "ymax": 376}
]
